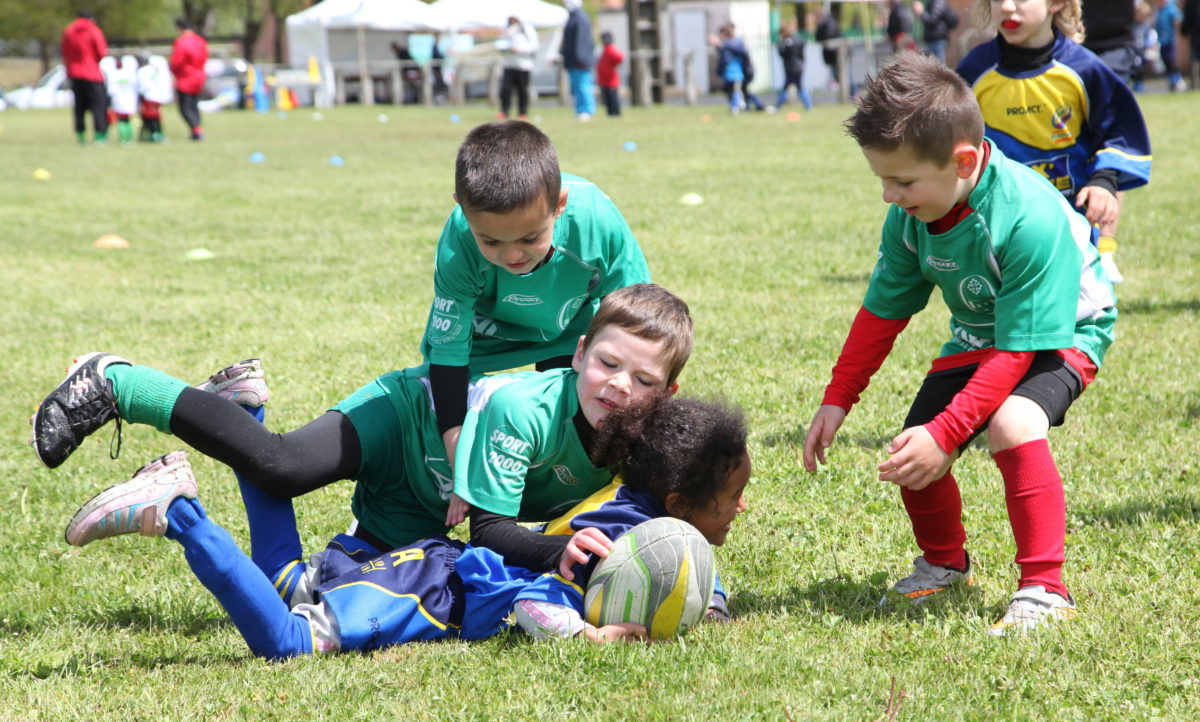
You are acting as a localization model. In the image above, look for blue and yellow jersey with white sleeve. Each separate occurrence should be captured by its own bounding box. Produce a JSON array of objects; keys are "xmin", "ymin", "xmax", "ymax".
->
[
  {"xmin": 513, "ymin": 481, "xmax": 727, "ymax": 611},
  {"xmin": 957, "ymin": 31, "xmax": 1150, "ymax": 202}
]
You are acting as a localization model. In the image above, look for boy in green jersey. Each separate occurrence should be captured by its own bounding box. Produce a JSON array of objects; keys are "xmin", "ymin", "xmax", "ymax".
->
[
  {"xmin": 32, "ymin": 284, "xmax": 691, "ymax": 576},
  {"xmin": 800, "ymin": 54, "xmax": 1116, "ymax": 636},
  {"xmin": 422, "ymin": 121, "xmax": 650, "ymax": 518}
]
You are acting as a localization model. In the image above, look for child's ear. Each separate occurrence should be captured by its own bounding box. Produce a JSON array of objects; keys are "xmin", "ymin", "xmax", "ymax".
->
[
  {"xmin": 571, "ymin": 335, "xmax": 588, "ymax": 372},
  {"xmin": 452, "ymin": 192, "xmax": 461, "ymax": 207},
  {"xmin": 953, "ymin": 145, "xmax": 980, "ymax": 179},
  {"xmin": 664, "ymin": 492, "xmax": 687, "ymax": 518},
  {"xmin": 553, "ymin": 188, "xmax": 569, "ymax": 218}
]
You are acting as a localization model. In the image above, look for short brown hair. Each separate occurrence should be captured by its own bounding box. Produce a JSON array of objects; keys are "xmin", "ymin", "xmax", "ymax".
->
[
  {"xmin": 454, "ymin": 121, "xmax": 561, "ymax": 214},
  {"xmin": 582, "ymin": 284, "xmax": 694, "ymax": 387},
  {"xmin": 844, "ymin": 53, "xmax": 984, "ymax": 166}
]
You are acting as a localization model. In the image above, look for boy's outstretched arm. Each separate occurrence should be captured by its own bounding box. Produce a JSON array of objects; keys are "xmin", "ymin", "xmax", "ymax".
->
[
  {"xmin": 804, "ymin": 306, "xmax": 910, "ymax": 471},
  {"xmin": 803, "ymin": 405, "xmax": 847, "ymax": 471}
]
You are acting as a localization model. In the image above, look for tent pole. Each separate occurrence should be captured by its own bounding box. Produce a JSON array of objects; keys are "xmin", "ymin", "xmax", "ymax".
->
[{"xmin": 358, "ymin": 25, "xmax": 374, "ymax": 106}]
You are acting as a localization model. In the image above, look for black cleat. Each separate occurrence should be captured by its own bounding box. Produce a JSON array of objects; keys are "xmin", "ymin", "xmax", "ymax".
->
[{"xmin": 31, "ymin": 352, "xmax": 130, "ymax": 469}]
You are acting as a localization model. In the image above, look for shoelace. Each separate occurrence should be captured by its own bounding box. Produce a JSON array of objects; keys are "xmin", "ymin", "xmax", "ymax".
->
[{"xmin": 107, "ymin": 414, "xmax": 122, "ymax": 461}]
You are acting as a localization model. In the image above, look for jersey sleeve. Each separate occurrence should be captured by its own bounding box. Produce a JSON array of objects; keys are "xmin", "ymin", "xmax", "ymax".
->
[
  {"xmin": 991, "ymin": 205, "xmax": 1081, "ymax": 352},
  {"xmin": 821, "ymin": 306, "xmax": 911, "ymax": 411},
  {"xmin": 862, "ymin": 208, "xmax": 936, "ymax": 320},
  {"xmin": 424, "ymin": 207, "xmax": 485, "ymax": 367},
  {"xmin": 454, "ymin": 383, "xmax": 544, "ymax": 517},
  {"xmin": 1079, "ymin": 55, "xmax": 1151, "ymax": 191}
]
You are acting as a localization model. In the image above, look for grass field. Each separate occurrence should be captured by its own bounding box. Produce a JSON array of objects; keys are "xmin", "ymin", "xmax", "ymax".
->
[{"xmin": 1, "ymin": 94, "xmax": 1198, "ymax": 720}]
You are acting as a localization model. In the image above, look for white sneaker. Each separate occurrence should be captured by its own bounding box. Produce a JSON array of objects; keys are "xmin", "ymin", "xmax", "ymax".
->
[
  {"xmin": 65, "ymin": 451, "xmax": 198, "ymax": 546},
  {"xmin": 194, "ymin": 358, "xmax": 268, "ymax": 407},
  {"xmin": 1099, "ymin": 251, "xmax": 1124, "ymax": 284},
  {"xmin": 880, "ymin": 554, "xmax": 973, "ymax": 606},
  {"xmin": 576, "ymin": 112, "xmax": 592, "ymax": 122},
  {"xmin": 989, "ymin": 585, "xmax": 1077, "ymax": 636}
]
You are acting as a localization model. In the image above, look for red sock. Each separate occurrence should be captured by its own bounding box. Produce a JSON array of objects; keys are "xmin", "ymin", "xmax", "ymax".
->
[
  {"xmin": 994, "ymin": 439, "xmax": 1068, "ymax": 597},
  {"xmin": 900, "ymin": 471, "xmax": 967, "ymax": 569}
]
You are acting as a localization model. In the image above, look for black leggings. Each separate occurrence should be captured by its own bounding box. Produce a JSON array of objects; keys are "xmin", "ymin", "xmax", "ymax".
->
[
  {"xmin": 178, "ymin": 92, "xmax": 201, "ymax": 134},
  {"xmin": 499, "ymin": 68, "xmax": 530, "ymax": 116},
  {"xmin": 169, "ymin": 387, "xmax": 360, "ymax": 498},
  {"xmin": 71, "ymin": 78, "xmax": 108, "ymax": 135}
]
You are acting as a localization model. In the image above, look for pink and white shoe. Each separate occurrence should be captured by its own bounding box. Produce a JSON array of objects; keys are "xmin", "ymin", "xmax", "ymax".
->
[
  {"xmin": 194, "ymin": 358, "xmax": 268, "ymax": 407},
  {"xmin": 65, "ymin": 451, "xmax": 198, "ymax": 546}
]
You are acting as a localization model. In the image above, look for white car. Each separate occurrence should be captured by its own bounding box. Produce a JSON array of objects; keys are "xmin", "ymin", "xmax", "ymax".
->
[{"xmin": 6, "ymin": 64, "xmax": 73, "ymax": 110}]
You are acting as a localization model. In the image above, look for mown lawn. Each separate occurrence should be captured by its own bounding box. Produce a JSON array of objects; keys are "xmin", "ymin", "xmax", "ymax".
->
[{"xmin": 1, "ymin": 93, "xmax": 1197, "ymax": 720}]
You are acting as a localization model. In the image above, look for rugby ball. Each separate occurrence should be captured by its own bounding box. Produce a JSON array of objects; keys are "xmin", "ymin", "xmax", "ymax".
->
[{"xmin": 583, "ymin": 517, "xmax": 716, "ymax": 639}]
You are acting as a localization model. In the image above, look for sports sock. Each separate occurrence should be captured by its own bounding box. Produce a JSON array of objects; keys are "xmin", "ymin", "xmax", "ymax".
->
[
  {"xmin": 165, "ymin": 496, "xmax": 313, "ymax": 659},
  {"xmin": 994, "ymin": 439, "xmax": 1068, "ymax": 598},
  {"xmin": 235, "ymin": 404, "xmax": 306, "ymax": 601},
  {"xmin": 900, "ymin": 471, "xmax": 967, "ymax": 570},
  {"xmin": 104, "ymin": 364, "xmax": 189, "ymax": 433}
]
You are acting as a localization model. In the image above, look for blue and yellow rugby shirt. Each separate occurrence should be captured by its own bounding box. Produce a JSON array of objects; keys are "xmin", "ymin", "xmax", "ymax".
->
[{"xmin": 957, "ymin": 31, "xmax": 1150, "ymax": 202}]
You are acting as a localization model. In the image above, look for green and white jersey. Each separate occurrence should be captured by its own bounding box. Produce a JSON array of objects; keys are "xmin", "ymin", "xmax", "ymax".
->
[
  {"xmin": 420, "ymin": 173, "xmax": 650, "ymax": 373},
  {"xmin": 454, "ymin": 367, "xmax": 612, "ymax": 521},
  {"xmin": 863, "ymin": 145, "xmax": 1117, "ymax": 366}
]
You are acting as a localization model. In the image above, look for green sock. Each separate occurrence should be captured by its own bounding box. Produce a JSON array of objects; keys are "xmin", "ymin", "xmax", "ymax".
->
[{"xmin": 104, "ymin": 364, "xmax": 189, "ymax": 433}]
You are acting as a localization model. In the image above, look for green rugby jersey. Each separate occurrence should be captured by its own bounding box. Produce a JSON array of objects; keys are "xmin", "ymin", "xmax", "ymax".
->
[
  {"xmin": 420, "ymin": 173, "xmax": 650, "ymax": 372},
  {"xmin": 454, "ymin": 367, "xmax": 612, "ymax": 521},
  {"xmin": 863, "ymin": 144, "xmax": 1116, "ymax": 367}
]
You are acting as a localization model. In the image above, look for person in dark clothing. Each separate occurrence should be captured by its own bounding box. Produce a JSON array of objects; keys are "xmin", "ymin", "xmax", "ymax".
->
[
  {"xmin": 1081, "ymin": 0, "xmax": 1138, "ymax": 85},
  {"xmin": 815, "ymin": 8, "xmax": 845, "ymax": 88},
  {"xmin": 914, "ymin": 0, "xmax": 959, "ymax": 63},
  {"xmin": 561, "ymin": 0, "xmax": 596, "ymax": 119},
  {"xmin": 776, "ymin": 19, "xmax": 813, "ymax": 109},
  {"xmin": 886, "ymin": 0, "xmax": 917, "ymax": 53},
  {"xmin": 1182, "ymin": 0, "xmax": 1200, "ymax": 80}
]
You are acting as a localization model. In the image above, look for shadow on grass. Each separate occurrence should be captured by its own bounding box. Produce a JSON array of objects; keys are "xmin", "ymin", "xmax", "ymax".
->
[
  {"xmin": 1073, "ymin": 494, "xmax": 1200, "ymax": 528},
  {"xmin": 822, "ymin": 272, "xmax": 873, "ymax": 285},
  {"xmin": 731, "ymin": 575, "xmax": 983, "ymax": 623},
  {"xmin": 1113, "ymin": 297, "xmax": 1200, "ymax": 315},
  {"xmin": 761, "ymin": 427, "xmax": 895, "ymax": 453}
]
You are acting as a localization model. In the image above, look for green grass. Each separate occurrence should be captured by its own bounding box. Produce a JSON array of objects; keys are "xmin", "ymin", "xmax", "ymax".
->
[{"xmin": 1, "ymin": 96, "xmax": 1198, "ymax": 720}]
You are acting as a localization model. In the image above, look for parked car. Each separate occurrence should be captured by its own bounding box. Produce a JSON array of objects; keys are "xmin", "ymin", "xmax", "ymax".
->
[
  {"xmin": 6, "ymin": 64, "xmax": 72, "ymax": 110},
  {"xmin": 6, "ymin": 58, "xmax": 248, "ymax": 111}
]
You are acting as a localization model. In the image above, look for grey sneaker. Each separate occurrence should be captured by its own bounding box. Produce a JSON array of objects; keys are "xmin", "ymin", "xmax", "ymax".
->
[
  {"xmin": 880, "ymin": 553, "xmax": 974, "ymax": 606},
  {"xmin": 194, "ymin": 358, "xmax": 268, "ymax": 407},
  {"xmin": 65, "ymin": 451, "xmax": 198, "ymax": 546},
  {"xmin": 988, "ymin": 585, "xmax": 1077, "ymax": 636},
  {"xmin": 31, "ymin": 352, "xmax": 130, "ymax": 469}
]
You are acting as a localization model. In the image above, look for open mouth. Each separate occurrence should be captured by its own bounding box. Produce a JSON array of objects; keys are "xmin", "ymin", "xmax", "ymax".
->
[{"xmin": 1001, "ymin": 19, "xmax": 1020, "ymax": 30}]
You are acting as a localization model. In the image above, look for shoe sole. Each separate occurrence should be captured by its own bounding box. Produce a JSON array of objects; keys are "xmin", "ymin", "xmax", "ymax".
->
[
  {"xmin": 881, "ymin": 575, "xmax": 975, "ymax": 607},
  {"xmin": 31, "ymin": 352, "xmax": 109, "ymax": 469},
  {"xmin": 65, "ymin": 456, "xmax": 196, "ymax": 546},
  {"xmin": 988, "ymin": 607, "xmax": 1077, "ymax": 637}
]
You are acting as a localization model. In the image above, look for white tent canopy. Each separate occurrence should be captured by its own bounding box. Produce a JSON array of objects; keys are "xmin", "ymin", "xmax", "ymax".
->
[
  {"xmin": 430, "ymin": 0, "xmax": 567, "ymax": 31},
  {"xmin": 285, "ymin": 0, "xmax": 449, "ymax": 69}
]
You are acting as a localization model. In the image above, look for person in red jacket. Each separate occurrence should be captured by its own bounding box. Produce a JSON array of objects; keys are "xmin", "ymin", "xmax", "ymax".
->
[
  {"xmin": 596, "ymin": 31, "xmax": 624, "ymax": 117},
  {"xmin": 169, "ymin": 18, "xmax": 208, "ymax": 140},
  {"xmin": 60, "ymin": 10, "xmax": 109, "ymax": 144}
]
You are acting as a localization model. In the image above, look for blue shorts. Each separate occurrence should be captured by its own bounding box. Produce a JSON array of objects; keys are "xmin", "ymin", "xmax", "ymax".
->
[{"xmin": 314, "ymin": 536, "xmax": 543, "ymax": 651}]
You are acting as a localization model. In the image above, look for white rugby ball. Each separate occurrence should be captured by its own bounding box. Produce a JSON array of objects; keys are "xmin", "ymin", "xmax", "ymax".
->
[{"xmin": 583, "ymin": 517, "xmax": 716, "ymax": 639}]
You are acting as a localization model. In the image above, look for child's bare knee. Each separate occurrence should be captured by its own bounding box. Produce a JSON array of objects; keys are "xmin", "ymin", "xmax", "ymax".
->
[{"xmin": 986, "ymin": 397, "xmax": 1050, "ymax": 452}]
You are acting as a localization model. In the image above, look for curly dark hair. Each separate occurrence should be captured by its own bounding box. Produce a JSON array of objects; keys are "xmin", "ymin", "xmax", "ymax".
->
[{"xmin": 592, "ymin": 396, "xmax": 747, "ymax": 516}]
